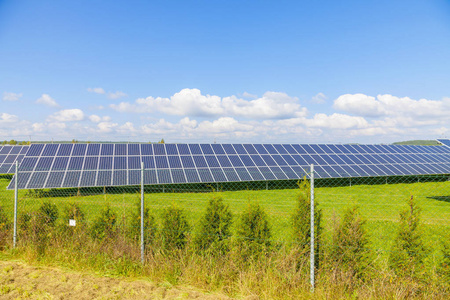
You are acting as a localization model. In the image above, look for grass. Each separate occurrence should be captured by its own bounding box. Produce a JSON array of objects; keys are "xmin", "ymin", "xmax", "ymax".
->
[{"xmin": 1, "ymin": 175, "xmax": 450, "ymax": 247}]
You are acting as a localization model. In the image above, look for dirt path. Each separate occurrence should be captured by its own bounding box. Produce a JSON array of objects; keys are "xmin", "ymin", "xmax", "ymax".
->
[{"xmin": 0, "ymin": 260, "xmax": 231, "ymax": 299}]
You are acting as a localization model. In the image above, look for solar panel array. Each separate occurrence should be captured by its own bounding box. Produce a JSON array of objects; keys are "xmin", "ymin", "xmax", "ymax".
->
[
  {"xmin": 437, "ymin": 139, "xmax": 450, "ymax": 148},
  {"xmin": 7, "ymin": 143, "xmax": 450, "ymax": 190},
  {"xmin": 0, "ymin": 145, "xmax": 29, "ymax": 174}
]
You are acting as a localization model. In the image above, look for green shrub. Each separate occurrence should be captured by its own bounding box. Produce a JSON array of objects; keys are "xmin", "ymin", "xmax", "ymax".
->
[
  {"xmin": 236, "ymin": 202, "xmax": 271, "ymax": 254},
  {"xmin": 90, "ymin": 205, "xmax": 117, "ymax": 240},
  {"xmin": 329, "ymin": 206, "xmax": 371, "ymax": 279},
  {"xmin": 61, "ymin": 202, "xmax": 85, "ymax": 224},
  {"xmin": 291, "ymin": 179, "xmax": 322, "ymax": 267},
  {"xmin": 129, "ymin": 199, "xmax": 156, "ymax": 245},
  {"xmin": 194, "ymin": 196, "xmax": 233, "ymax": 252},
  {"xmin": 0, "ymin": 206, "xmax": 11, "ymax": 249},
  {"xmin": 389, "ymin": 196, "xmax": 427, "ymax": 278},
  {"xmin": 38, "ymin": 202, "xmax": 59, "ymax": 226},
  {"xmin": 0, "ymin": 206, "xmax": 10, "ymax": 231},
  {"xmin": 161, "ymin": 204, "xmax": 190, "ymax": 250}
]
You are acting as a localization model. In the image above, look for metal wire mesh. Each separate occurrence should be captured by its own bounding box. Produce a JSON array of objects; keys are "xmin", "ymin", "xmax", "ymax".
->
[{"xmin": 1, "ymin": 167, "xmax": 449, "ymax": 295}]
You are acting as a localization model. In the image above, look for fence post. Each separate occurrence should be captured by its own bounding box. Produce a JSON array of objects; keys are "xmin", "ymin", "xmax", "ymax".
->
[
  {"xmin": 310, "ymin": 164, "xmax": 315, "ymax": 292},
  {"xmin": 13, "ymin": 161, "xmax": 18, "ymax": 248},
  {"xmin": 140, "ymin": 161, "xmax": 145, "ymax": 264}
]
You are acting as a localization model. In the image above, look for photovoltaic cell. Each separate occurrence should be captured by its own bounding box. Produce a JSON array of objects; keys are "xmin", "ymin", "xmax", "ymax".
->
[{"xmin": 6, "ymin": 142, "xmax": 450, "ymax": 189}]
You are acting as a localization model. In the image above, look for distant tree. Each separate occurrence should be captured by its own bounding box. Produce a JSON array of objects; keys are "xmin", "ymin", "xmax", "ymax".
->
[
  {"xmin": 8, "ymin": 140, "xmax": 17, "ymax": 145},
  {"xmin": 159, "ymin": 138, "xmax": 165, "ymax": 144},
  {"xmin": 71, "ymin": 139, "xmax": 78, "ymax": 143}
]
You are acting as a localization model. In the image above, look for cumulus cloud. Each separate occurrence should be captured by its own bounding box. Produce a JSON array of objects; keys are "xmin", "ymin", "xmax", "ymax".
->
[
  {"xmin": 110, "ymin": 88, "xmax": 307, "ymax": 119},
  {"xmin": 0, "ymin": 113, "xmax": 19, "ymax": 124},
  {"xmin": 311, "ymin": 92, "xmax": 327, "ymax": 104},
  {"xmin": 241, "ymin": 92, "xmax": 258, "ymax": 99},
  {"xmin": 334, "ymin": 93, "xmax": 450, "ymax": 119},
  {"xmin": 2, "ymin": 89, "xmax": 449, "ymax": 143},
  {"xmin": 47, "ymin": 109, "xmax": 84, "ymax": 122},
  {"xmin": 89, "ymin": 114, "xmax": 111, "ymax": 123},
  {"xmin": 304, "ymin": 113, "xmax": 368, "ymax": 129},
  {"xmin": 36, "ymin": 94, "xmax": 59, "ymax": 107},
  {"xmin": 3, "ymin": 92, "xmax": 22, "ymax": 101}
]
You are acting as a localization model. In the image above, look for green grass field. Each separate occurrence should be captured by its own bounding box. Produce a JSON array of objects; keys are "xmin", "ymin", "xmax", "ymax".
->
[{"xmin": 1, "ymin": 175, "xmax": 449, "ymax": 256}]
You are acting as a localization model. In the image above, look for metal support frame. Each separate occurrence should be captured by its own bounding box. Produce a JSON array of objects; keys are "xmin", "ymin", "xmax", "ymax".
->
[
  {"xmin": 13, "ymin": 161, "xmax": 18, "ymax": 248},
  {"xmin": 310, "ymin": 164, "xmax": 315, "ymax": 292},
  {"xmin": 140, "ymin": 161, "xmax": 145, "ymax": 264}
]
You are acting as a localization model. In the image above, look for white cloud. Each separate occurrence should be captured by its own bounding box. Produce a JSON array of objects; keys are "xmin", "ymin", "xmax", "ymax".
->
[
  {"xmin": 48, "ymin": 109, "xmax": 84, "ymax": 122},
  {"xmin": 36, "ymin": 94, "xmax": 59, "ymax": 107},
  {"xmin": 311, "ymin": 92, "xmax": 327, "ymax": 104},
  {"xmin": 87, "ymin": 87, "xmax": 127, "ymax": 99},
  {"xmin": 334, "ymin": 93, "xmax": 450, "ymax": 119},
  {"xmin": 89, "ymin": 114, "xmax": 111, "ymax": 123},
  {"xmin": 0, "ymin": 113, "xmax": 19, "ymax": 124},
  {"xmin": 304, "ymin": 113, "xmax": 368, "ymax": 129},
  {"xmin": 87, "ymin": 87, "xmax": 106, "ymax": 94},
  {"xmin": 97, "ymin": 121, "xmax": 118, "ymax": 133},
  {"xmin": 110, "ymin": 88, "xmax": 307, "ymax": 119},
  {"xmin": 241, "ymin": 92, "xmax": 258, "ymax": 99},
  {"xmin": 107, "ymin": 91, "xmax": 127, "ymax": 99},
  {"xmin": 3, "ymin": 92, "xmax": 22, "ymax": 101}
]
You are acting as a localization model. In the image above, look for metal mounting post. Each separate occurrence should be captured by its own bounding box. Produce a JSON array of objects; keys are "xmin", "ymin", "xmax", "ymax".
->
[{"xmin": 310, "ymin": 164, "xmax": 315, "ymax": 292}]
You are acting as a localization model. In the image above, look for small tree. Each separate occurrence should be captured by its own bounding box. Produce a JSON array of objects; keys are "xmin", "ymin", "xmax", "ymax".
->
[
  {"xmin": 61, "ymin": 202, "xmax": 85, "ymax": 223},
  {"xmin": 292, "ymin": 179, "xmax": 322, "ymax": 267},
  {"xmin": 161, "ymin": 204, "xmax": 190, "ymax": 250},
  {"xmin": 237, "ymin": 202, "xmax": 271, "ymax": 255},
  {"xmin": 329, "ymin": 206, "xmax": 371, "ymax": 279},
  {"xmin": 90, "ymin": 205, "xmax": 117, "ymax": 240},
  {"xmin": 389, "ymin": 196, "xmax": 427, "ymax": 278},
  {"xmin": 194, "ymin": 196, "xmax": 233, "ymax": 252},
  {"xmin": 0, "ymin": 206, "xmax": 11, "ymax": 249},
  {"xmin": 129, "ymin": 199, "xmax": 156, "ymax": 245},
  {"xmin": 38, "ymin": 202, "xmax": 59, "ymax": 227}
]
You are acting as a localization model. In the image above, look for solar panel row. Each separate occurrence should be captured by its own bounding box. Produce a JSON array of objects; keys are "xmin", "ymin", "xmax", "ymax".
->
[
  {"xmin": 0, "ymin": 145, "xmax": 29, "ymax": 174},
  {"xmin": 437, "ymin": 139, "xmax": 450, "ymax": 148},
  {"xmin": 7, "ymin": 143, "xmax": 450, "ymax": 190}
]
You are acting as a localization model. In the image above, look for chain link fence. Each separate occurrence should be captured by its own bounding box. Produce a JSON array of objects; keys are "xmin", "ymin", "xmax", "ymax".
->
[{"xmin": 1, "ymin": 166, "xmax": 450, "ymax": 298}]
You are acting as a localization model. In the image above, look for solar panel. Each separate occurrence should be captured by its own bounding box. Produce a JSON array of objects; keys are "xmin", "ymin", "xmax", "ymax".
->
[
  {"xmin": 437, "ymin": 139, "xmax": 450, "ymax": 148},
  {"xmin": 0, "ymin": 145, "xmax": 29, "ymax": 174},
  {"xmin": 6, "ymin": 143, "xmax": 450, "ymax": 190}
]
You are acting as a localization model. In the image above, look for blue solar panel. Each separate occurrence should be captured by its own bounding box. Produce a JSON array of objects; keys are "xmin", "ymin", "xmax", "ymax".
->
[
  {"xmin": 72, "ymin": 144, "xmax": 87, "ymax": 156},
  {"xmin": 165, "ymin": 144, "xmax": 178, "ymax": 155},
  {"xmin": 6, "ymin": 142, "xmax": 450, "ymax": 189},
  {"xmin": 438, "ymin": 139, "xmax": 450, "ymax": 148}
]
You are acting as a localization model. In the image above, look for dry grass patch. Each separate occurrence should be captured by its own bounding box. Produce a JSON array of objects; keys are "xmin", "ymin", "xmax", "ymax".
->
[{"xmin": 0, "ymin": 260, "xmax": 231, "ymax": 299}]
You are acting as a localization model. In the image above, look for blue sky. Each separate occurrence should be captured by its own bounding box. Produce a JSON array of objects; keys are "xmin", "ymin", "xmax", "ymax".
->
[{"xmin": 1, "ymin": 0, "xmax": 450, "ymax": 143}]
